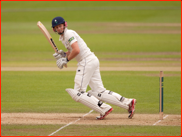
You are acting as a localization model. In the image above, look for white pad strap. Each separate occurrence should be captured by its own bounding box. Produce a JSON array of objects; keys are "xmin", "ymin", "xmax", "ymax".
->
[
  {"xmin": 66, "ymin": 88, "xmax": 111, "ymax": 115},
  {"xmin": 88, "ymin": 90, "xmax": 132, "ymax": 110}
]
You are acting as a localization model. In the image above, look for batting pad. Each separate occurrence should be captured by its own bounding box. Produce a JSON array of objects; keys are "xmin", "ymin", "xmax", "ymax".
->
[
  {"xmin": 88, "ymin": 90, "xmax": 132, "ymax": 110},
  {"xmin": 66, "ymin": 88, "xmax": 111, "ymax": 115}
]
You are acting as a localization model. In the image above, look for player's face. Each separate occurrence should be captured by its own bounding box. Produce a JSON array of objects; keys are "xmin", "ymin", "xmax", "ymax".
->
[{"xmin": 54, "ymin": 24, "xmax": 64, "ymax": 33}]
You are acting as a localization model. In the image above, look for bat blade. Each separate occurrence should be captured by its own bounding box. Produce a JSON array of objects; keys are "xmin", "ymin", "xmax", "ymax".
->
[
  {"xmin": 37, "ymin": 21, "xmax": 67, "ymax": 68},
  {"xmin": 37, "ymin": 21, "xmax": 58, "ymax": 53}
]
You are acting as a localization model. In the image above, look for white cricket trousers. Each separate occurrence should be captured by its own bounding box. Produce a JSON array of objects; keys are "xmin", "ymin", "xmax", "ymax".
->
[
  {"xmin": 74, "ymin": 54, "xmax": 132, "ymax": 111},
  {"xmin": 74, "ymin": 54, "xmax": 106, "ymax": 93}
]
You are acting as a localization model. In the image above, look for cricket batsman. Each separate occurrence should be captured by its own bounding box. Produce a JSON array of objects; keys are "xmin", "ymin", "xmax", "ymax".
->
[{"xmin": 52, "ymin": 16, "xmax": 137, "ymax": 120}]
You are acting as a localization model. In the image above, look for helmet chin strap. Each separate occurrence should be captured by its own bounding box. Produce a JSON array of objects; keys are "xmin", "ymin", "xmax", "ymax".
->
[
  {"xmin": 58, "ymin": 26, "xmax": 65, "ymax": 35},
  {"xmin": 58, "ymin": 31, "xmax": 64, "ymax": 35}
]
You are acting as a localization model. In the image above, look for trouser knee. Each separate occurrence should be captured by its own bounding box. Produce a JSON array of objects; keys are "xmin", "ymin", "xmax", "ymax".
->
[{"xmin": 66, "ymin": 88, "xmax": 83, "ymax": 102}]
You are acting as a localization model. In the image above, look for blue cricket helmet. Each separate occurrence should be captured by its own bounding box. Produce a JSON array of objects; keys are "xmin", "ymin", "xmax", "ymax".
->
[{"xmin": 51, "ymin": 16, "xmax": 65, "ymax": 28}]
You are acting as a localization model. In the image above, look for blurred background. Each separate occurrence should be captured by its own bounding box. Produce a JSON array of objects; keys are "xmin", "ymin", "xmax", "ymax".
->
[{"xmin": 1, "ymin": 1, "xmax": 181, "ymax": 68}]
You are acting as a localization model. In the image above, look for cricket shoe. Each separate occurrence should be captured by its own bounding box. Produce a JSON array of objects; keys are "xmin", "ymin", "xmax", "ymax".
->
[
  {"xmin": 96, "ymin": 108, "xmax": 113, "ymax": 120},
  {"xmin": 128, "ymin": 99, "xmax": 137, "ymax": 119}
]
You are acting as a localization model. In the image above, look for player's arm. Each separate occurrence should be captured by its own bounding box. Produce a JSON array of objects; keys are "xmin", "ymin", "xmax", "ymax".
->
[{"xmin": 67, "ymin": 41, "xmax": 80, "ymax": 61}]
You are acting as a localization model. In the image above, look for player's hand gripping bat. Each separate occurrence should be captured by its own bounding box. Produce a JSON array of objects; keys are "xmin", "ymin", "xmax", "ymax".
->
[{"xmin": 37, "ymin": 21, "xmax": 67, "ymax": 68}]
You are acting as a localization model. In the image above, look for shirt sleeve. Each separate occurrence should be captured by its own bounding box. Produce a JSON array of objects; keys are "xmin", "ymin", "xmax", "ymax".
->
[{"xmin": 65, "ymin": 31, "xmax": 77, "ymax": 46}]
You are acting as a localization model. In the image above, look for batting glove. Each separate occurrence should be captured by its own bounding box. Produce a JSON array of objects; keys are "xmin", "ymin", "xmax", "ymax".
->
[
  {"xmin": 56, "ymin": 58, "xmax": 68, "ymax": 69},
  {"xmin": 53, "ymin": 50, "xmax": 66, "ymax": 60},
  {"xmin": 58, "ymin": 50, "xmax": 66, "ymax": 58},
  {"xmin": 53, "ymin": 52, "xmax": 62, "ymax": 60}
]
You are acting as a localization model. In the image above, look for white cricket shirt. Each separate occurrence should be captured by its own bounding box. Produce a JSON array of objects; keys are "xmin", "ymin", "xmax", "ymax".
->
[{"xmin": 59, "ymin": 28, "xmax": 93, "ymax": 62}]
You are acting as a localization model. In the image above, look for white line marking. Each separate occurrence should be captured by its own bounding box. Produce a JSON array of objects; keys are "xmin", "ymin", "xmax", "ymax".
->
[
  {"xmin": 163, "ymin": 115, "xmax": 169, "ymax": 119},
  {"xmin": 153, "ymin": 115, "xmax": 169, "ymax": 125},
  {"xmin": 153, "ymin": 120, "xmax": 161, "ymax": 125},
  {"xmin": 48, "ymin": 110, "xmax": 93, "ymax": 136}
]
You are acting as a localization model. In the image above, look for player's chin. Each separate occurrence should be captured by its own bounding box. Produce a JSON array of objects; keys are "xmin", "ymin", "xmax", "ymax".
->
[{"xmin": 57, "ymin": 31, "xmax": 63, "ymax": 33}]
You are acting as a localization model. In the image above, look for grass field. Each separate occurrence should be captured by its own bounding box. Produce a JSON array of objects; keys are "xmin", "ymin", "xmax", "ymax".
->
[
  {"xmin": 1, "ymin": 1, "xmax": 181, "ymax": 136},
  {"xmin": 1, "ymin": 71, "xmax": 181, "ymax": 114}
]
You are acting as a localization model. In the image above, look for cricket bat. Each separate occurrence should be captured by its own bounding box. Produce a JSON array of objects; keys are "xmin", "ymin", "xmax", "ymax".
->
[{"xmin": 37, "ymin": 21, "xmax": 67, "ymax": 67}]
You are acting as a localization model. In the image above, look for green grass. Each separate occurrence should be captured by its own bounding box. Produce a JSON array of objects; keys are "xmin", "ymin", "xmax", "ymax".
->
[
  {"xmin": 1, "ymin": 71, "xmax": 181, "ymax": 114},
  {"xmin": 1, "ymin": 25, "xmax": 181, "ymax": 52},
  {"xmin": 1, "ymin": 33, "xmax": 181, "ymax": 67},
  {"xmin": 2, "ymin": 1, "xmax": 180, "ymax": 9},
  {"xmin": 1, "ymin": 124, "xmax": 181, "ymax": 136},
  {"xmin": 1, "ymin": 1, "xmax": 181, "ymax": 67},
  {"xmin": 1, "ymin": 1, "xmax": 181, "ymax": 23},
  {"xmin": 83, "ymin": 34, "xmax": 181, "ymax": 52},
  {"xmin": 1, "ymin": 124, "xmax": 63, "ymax": 136},
  {"xmin": 57, "ymin": 125, "xmax": 182, "ymax": 136}
]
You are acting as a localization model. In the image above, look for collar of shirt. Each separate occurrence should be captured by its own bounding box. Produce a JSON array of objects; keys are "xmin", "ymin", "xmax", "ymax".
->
[{"xmin": 59, "ymin": 28, "xmax": 68, "ymax": 41}]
